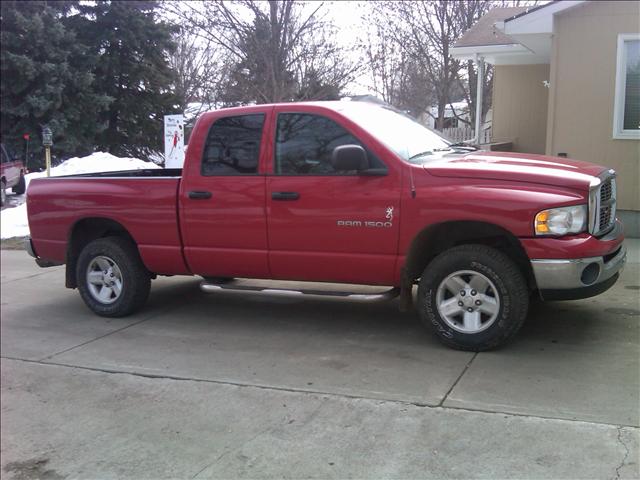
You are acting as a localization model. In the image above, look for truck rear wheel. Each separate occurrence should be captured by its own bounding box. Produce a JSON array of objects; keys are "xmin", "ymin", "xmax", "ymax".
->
[
  {"xmin": 417, "ymin": 244, "xmax": 529, "ymax": 351},
  {"xmin": 76, "ymin": 236, "xmax": 151, "ymax": 317},
  {"xmin": 13, "ymin": 174, "xmax": 25, "ymax": 194}
]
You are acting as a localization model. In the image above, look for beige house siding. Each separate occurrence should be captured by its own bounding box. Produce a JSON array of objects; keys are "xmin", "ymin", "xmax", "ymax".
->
[
  {"xmin": 492, "ymin": 64, "xmax": 550, "ymax": 154},
  {"xmin": 546, "ymin": 1, "xmax": 640, "ymax": 211}
]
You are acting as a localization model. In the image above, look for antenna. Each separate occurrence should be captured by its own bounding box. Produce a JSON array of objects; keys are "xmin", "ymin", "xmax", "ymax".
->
[{"xmin": 409, "ymin": 165, "xmax": 416, "ymax": 199}]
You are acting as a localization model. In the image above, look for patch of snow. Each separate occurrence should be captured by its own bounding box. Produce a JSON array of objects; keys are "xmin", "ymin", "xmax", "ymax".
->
[
  {"xmin": 1, "ymin": 203, "xmax": 29, "ymax": 239},
  {"xmin": 1, "ymin": 152, "xmax": 160, "ymax": 239},
  {"xmin": 23, "ymin": 151, "xmax": 160, "ymax": 189},
  {"xmin": 148, "ymin": 151, "xmax": 165, "ymax": 165}
]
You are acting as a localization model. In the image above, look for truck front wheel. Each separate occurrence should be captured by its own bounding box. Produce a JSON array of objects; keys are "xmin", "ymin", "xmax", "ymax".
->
[
  {"xmin": 76, "ymin": 237, "xmax": 151, "ymax": 317},
  {"xmin": 417, "ymin": 244, "xmax": 529, "ymax": 351}
]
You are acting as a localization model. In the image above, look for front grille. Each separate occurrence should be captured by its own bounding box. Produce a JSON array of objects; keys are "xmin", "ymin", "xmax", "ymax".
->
[
  {"xmin": 591, "ymin": 175, "xmax": 616, "ymax": 236},
  {"xmin": 600, "ymin": 181, "xmax": 612, "ymax": 202},
  {"xmin": 599, "ymin": 206, "xmax": 612, "ymax": 230}
]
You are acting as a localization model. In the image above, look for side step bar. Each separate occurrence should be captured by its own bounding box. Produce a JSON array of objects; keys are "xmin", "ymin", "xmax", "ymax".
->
[{"xmin": 200, "ymin": 281, "xmax": 400, "ymax": 302}]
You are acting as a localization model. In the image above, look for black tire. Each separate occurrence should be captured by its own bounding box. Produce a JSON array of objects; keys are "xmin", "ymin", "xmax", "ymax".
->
[
  {"xmin": 0, "ymin": 180, "xmax": 6, "ymax": 207},
  {"xmin": 417, "ymin": 244, "xmax": 529, "ymax": 351},
  {"xmin": 13, "ymin": 174, "xmax": 25, "ymax": 194},
  {"xmin": 76, "ymin": 236, "xmax": 151, "ymax": 317}
]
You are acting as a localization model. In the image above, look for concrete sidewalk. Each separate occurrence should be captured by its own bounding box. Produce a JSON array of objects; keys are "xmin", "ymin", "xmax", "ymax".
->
[{"xmin": 1, "ymin": 241, "xmax": 639, "ymax": 479}]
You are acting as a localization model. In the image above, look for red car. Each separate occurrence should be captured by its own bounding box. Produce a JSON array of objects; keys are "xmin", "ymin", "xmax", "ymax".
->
[
  {"xmin": 0, "ymin": 143, "xmax": 26, "ymax": 206},
  {"xmin": 25, "ymin": 102, "xmax": 626, "ymax": 351}
]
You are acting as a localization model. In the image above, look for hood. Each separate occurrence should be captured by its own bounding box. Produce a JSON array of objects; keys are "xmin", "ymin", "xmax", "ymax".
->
[{"xmin": 423, "ymin": 151, "xmax": 607, "ymax": 190}]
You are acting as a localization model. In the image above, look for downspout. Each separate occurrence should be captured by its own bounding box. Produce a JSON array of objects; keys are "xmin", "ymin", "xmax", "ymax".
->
[{"xmin": 474, "ymin": 54, "xmax": 485, "ymax": 145}]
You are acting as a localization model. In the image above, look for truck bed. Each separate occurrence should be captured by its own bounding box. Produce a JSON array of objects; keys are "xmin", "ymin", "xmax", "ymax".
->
[{"xmin": 27, "ymin": 169, "xmax": 189, "ymax": 275}]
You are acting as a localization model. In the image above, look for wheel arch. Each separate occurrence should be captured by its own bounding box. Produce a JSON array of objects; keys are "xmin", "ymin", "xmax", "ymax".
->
[
  {"xmin": 66, "ymin": 217, "xmax": 141, "ymax": 288},
  {"xmin": 403, "ymin": 220, "xmax": 535, "ymax": 290}
]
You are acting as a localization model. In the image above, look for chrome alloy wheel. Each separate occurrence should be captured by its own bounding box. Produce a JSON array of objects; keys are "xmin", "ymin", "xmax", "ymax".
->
[
  {"xmin": 86, "ymin": 255, "xmax": 123, "ymax": 305},
  {"xmin": 435, "ymin": 270, "xmax": 500, "ymax": 334}
]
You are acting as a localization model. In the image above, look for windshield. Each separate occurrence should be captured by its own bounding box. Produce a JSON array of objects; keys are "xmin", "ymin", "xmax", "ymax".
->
[{"xmin": 338, "ymin": 103, "xmax": 452, "ymax": 163}]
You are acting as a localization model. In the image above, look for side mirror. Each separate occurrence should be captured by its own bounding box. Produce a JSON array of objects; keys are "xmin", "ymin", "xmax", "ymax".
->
[{"xmin": 331, "ymin": 144, "xmax": 369, "ymax": 172}]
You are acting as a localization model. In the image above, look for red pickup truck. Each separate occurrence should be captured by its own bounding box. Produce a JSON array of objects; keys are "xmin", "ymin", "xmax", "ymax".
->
[
  {"xmin": 25, "ymin": 102, "xmax": 627, "ymax": 351},
  {"xmin": 1, "ymin": 142, "xmax": 26, "ymax": 206}
]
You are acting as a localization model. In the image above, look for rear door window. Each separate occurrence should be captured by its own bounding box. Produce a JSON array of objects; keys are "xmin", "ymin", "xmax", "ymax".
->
[{"xmin": 201, "ymin": 114, "xmax": 265, "ymax": 176}]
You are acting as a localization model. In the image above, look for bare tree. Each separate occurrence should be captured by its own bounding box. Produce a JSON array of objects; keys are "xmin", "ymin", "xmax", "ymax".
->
[
  {"xmin": 169, "ymin": 0, "xmax": 360, "ymax": 104},
  {"xmin": 363, "ymin": 1, "xmax": 537, "ymax": 129},
  {"xmin": 169, "ymin": 27, "xmax": 231, "ymax": 117},
  {"xmin": 362, "ymin": 18, "xmax": 428, "ymax": 114},
  {"xmin": 365, "ymin": 1, "xmax": 491, "ymax": 128}
]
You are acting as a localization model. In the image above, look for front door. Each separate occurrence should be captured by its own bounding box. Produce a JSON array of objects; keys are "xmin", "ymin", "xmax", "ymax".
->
[
  {"xmin": 179, "ymin": 109, "xmax": 271, "ymax": 278},
  {"xmin": 266, "ymin": 108, "xmax": 402, "ymax": 285}
]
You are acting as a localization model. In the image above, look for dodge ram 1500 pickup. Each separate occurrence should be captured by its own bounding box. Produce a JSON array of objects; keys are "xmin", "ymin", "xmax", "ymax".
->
[{"xmin": 25, "ymin": 101, "xmax": 627, "ymax": 351}]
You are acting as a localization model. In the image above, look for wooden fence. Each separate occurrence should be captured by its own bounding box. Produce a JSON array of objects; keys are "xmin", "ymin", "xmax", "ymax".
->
[{"xmin": 441, "ymin": 126, "xmax": 492, "ymax": 145}]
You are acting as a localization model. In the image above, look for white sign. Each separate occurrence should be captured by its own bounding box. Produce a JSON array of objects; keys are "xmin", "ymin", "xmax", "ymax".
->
[{"xmin": 164, "ymin": 114, "xmax": 185, "ymax": 168}]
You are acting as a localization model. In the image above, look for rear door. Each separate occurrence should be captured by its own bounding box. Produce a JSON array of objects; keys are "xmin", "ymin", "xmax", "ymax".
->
[
  {"xmin": 266, "ymin": 107, "xmax": 402, "ymax": 285},
  {"xmin": 179, "ymin": 109, "xmax": 272, "ymax": 278}
]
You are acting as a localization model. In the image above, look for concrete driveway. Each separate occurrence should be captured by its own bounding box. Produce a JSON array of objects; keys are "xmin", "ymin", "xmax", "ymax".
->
[{"xmin": 1, "ymin": 244, "xmax": 639, "ymax": 479}]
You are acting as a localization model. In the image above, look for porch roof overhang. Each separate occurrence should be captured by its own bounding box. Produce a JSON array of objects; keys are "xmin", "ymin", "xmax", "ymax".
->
[
  {"xmin": 451, "ymin": 1, "xmax": 585, "ymax": 65},
  {"xmin": 450, "ymin": 43, "xmax": 548, "ymax": 65}
]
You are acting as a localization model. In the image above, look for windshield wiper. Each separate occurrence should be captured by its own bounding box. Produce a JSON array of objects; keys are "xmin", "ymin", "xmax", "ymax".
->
[
  {"xmin": 447, "ymin": 142, "xmax": 479, "ymax": 151},
  {"xmin": 408, "ymin": 151, "xmax": 434, "ymax": 160}
]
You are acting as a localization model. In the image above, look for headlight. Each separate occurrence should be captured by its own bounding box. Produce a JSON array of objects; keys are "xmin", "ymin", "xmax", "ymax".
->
[{"xmin": 534, "ymin": 205, "xmax": 587, "ymax": 236}]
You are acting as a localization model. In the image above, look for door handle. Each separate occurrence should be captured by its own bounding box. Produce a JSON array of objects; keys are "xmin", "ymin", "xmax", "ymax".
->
[
  {"xmin": 271, "ymin": 191, "xmax": 300, "ymax": 201},
  {"xmin": 188, "ymin": 191, "xmax": 212, "ymax": 200}
]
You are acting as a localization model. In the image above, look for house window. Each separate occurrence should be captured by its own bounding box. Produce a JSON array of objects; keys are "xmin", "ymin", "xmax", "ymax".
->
[{"xmin": 613, "ymin": 34, "xmax": 640, "ymax": 139}]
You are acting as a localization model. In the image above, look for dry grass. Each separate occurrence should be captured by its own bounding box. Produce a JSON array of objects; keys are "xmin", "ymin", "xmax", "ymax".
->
[{"xmin": 1, "ymin": 237, "xmax": 27, "ymax": 250}]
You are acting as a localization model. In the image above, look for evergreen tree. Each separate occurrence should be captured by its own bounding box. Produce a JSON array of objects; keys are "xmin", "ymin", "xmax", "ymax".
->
[
  {"xmin": 74, "ymin": 1, "xmax": 179, "ymax": 159},
  {"xmin": 0, "ymin": 1, "xmax": 111, "ymax": 163}
]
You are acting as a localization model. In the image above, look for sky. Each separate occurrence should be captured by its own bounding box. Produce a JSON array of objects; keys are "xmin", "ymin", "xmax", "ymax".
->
[{"xmin": 322, "ymin": 1, "xmax": 375, "ymax": 95}]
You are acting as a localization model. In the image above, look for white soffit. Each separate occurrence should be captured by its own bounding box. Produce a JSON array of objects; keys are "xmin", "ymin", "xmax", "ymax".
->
[
  {"xmin": 500, "ymin": 1, "xmax": 585, "ymax": 36},
  {"xmin": 495, "ymin": 0, "xmax": 584, "ymax": 62},
  {"xmin": 450, "ymin": 44, "xmax": 548, "ymax": 65},
  {"xmin": 505, "ymin": 33, "xmax": 553, "ymax": 59},
  {"xmin": 451, "ymin": 44, "xmax": 529, "ymax": 59}
]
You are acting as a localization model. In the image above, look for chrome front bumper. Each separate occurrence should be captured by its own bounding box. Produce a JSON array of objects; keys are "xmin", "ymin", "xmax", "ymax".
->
[{"xmin": 531, "ymin": 243, "xmax": 626, "ymax": 299}]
